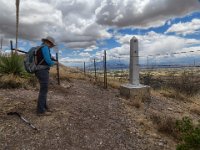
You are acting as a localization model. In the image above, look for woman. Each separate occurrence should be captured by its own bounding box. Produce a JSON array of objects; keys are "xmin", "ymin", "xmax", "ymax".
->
[{"xmin": 35, "ymin": 36, "xmax": 57, "ymax": 116}]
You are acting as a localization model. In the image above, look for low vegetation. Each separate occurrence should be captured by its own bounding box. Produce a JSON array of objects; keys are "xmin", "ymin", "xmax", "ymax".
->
[
  {"xmin": 0, "ymin": 54, "xmax": 37, "ymax": 88},
  {"xmin": 0, "ymin": 53, "xmax": 24, "ymax": 75},
  {"xmin": 0, "ymin": 55, "xmax": 200, "ymax": 149},
  {"xmin": 140, "ymin": 69, "xmax": 200, "ymax": 99},
  {"xmin": 176, "ymin": 117, "xmax": 200, "ymax": 150}
]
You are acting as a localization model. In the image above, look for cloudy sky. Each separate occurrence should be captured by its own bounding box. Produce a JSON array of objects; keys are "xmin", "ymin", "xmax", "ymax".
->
[{"xmin": 0, "ymin": 0, "xmax": 200, "ymax": 66}]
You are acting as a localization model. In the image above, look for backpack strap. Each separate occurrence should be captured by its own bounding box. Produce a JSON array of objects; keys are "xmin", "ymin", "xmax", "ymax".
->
[{"xmin": 34, "ymin": 46, "xmax": 44, "ymax": 65}]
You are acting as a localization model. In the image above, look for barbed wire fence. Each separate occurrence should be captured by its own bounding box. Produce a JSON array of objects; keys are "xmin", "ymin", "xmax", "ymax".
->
[{"xmin": 67, "ymin": 49, "xmax": 200, "ymax": 89}]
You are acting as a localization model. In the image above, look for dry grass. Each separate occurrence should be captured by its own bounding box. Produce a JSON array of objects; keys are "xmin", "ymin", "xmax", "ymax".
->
[
  {"xmin": 0, "ymin": 74, "xmax": 37, "ymax": 89},
  {"xmin": 50, "ymin": 65, "xmax": 86, "ymax": 80},
  {"xmin": 189, "ymin": 104, "xmax": 200, "ymax": 115},
  {"xmin": 107, "ymin": 77, "xmax": 124, "ymax": 89},
  {"xmin": 151, "ymin": 87, "xmax": 187, "ymax": 101},
  {"xmin": 81, "ymin": 74, "xmax": 126, "ymax": 89},
  {"xmin": 129, "ymin": 100, "xmax": 142, "ymax": 108},
  {"xmin": 188, "ymin": 94, "xmax": 200, "ymax": 115},
  {"xmin": 153, "ymin": 88, "xmax": 200, "ymax": 111},
  {"xmin": 158, "ymin": 89, "xmax": 187, "ymax": 101},
  {"xmin": 123, "ymin": 97, "xmax": 143, "ymax": 109},
  {"xmin": 149, "ymin": 110, "xmax": 178, "ymax": 138},
  {"xmin": 0, "ymin": 64, "xmax": 90, "ymax": 89}
]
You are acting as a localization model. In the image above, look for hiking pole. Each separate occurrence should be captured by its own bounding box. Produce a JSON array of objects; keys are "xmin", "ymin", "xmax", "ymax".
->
[
  {"xmin": 7, "ymin": 112, "xmax": 38, "ymax": 131},
  {"xmin": 10, "ymin": 40, "xmax": 27, "ymax": 54}
]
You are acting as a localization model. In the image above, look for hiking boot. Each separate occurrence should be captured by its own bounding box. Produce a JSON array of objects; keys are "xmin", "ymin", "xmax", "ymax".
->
[
  {"xmin": 46, "ymin": 108, "xmax": 53, "ymax": 113},
  {"xmin": 37, "ymin": 111, "xmax": 52, "ymax": 116},
  {"xmin": 45, "ymin": 107, "xmax": 54, "ymax": 112}
]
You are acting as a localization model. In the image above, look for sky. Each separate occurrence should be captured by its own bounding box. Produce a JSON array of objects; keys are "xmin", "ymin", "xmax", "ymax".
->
[{"xmin": 0, "ymin": 0, "xmax": 200, "ymax": 67}]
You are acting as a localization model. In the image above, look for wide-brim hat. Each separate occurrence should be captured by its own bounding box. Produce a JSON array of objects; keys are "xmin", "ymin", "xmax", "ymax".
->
[{"xmin": 42, "ymin": 36, "xmax": 56, "ymax": 46}]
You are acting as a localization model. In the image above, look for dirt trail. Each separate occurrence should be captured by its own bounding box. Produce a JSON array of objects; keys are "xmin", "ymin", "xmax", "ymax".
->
[{"xmin": 0, "ymin": 79, "xmax": 175, "ymax": 150}]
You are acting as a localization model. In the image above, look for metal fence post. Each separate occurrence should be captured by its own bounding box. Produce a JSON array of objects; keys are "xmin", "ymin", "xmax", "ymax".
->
[
  {"xmin": 104, "ymin": 50, "xmax": 107, "ymax": 89},
  {"xmin": 10, "ymin": 40, "xmax": 14, "ymax": 55},
  {"xmin": 94, "ymin": 59, "xmax": 97, "ymax": 79},
  {"xmin": 56, "ymin": 53, "xmax": 60, "ymax": 85},
  {"xmin": 0, "ymin": 38, "xmax": 2, "ymax": 50},
  {"xmin": 15, "ymin": 0, "xmax": 20, "ymax": 52},
  {"xmin": 84, "ymin": 62, "xmax": 86, "ymax": 75}
]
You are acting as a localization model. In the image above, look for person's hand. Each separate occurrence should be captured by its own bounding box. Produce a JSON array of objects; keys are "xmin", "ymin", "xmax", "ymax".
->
[
  {"xmin": 54, "ymin": 61, "xmax": 58, "ymax": 65},
  {"xmin": 51, "ymin": 56, "xmax": 57, "ymax": 61}
]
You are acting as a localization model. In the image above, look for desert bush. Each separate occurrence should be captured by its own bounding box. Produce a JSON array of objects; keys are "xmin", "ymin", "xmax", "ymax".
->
[
  {"xmin": 176, "ymin": 117, "xmax": 200, "ymax": 150},
  {"xmin": 140, "ymin": 72, "xmax": 163, "ymax": 89},
  {"xmin": 140, "ymin": 71, "xmax": 153, "ymax": 85},
  {"xmin": 159, "ymin": 89, "xmax": 187, "ymax": 101},
  {"xmin": 149, "ymin": 112, "xmax": 177, "ymax": 137},
  {"xmin": 0, "ymin": 54, "xmax": 24, "ymax": 75},
  {"xmin": 0, "ymin": 54, "xmax": 38, "ymax": 88},
  {"xmin": 166, "ymin": 71, "xmax": 200, "ymax": 96},
  {"xmin": 149, "ymin": 113, "xmax": 200, "ymax": 150}
]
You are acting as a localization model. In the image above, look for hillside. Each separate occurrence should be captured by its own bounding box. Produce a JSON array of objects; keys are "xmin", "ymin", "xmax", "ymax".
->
[{"xmin": 0, "ymin": 66, "xmax": 200, "ymax": 150}]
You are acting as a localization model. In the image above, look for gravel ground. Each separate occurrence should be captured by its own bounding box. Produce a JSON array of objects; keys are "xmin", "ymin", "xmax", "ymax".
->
[{"xmin": 0, "ymin": 78, "xmax": 177, "ymax": 150}]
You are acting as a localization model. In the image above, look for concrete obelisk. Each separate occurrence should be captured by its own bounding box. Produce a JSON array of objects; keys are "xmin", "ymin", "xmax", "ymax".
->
[{"xmin": 120, "ymin": 36, "xmax": 150, "ymax": 100}]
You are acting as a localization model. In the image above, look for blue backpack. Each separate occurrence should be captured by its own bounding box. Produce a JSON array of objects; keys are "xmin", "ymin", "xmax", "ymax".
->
[{"xmin": 24, "ymin": 46, "xmax": 48, "ymax": 73}]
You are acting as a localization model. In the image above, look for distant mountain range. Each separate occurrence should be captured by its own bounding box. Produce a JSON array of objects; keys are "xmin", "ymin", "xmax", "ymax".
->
[
  {"xmin": 85, "ymin": 59, "xmax": 199, "ymax": 70},
  {"xmin": 64, "ymin": 57, "xmax": 200, "ymax": 70},
  {"xmin": 86, "ymin": 59, "xmax": 129, "ymax": 70}
]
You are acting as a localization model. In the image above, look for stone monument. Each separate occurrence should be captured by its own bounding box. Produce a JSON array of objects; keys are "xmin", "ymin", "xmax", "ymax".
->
[{"xmin": 120, "ymin": 36, "xmax": 150, "ymax": 101}]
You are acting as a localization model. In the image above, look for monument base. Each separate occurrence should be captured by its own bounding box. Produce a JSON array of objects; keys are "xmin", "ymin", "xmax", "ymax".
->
[{"xmin": 120, "ymin": 84, "xmax": 150, "ymax": 101}]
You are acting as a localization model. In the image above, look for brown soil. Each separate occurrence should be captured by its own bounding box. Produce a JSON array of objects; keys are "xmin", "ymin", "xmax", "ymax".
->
[{"xmin": 0, "ymin": 77, "xmax": 199, "ymax": 150}]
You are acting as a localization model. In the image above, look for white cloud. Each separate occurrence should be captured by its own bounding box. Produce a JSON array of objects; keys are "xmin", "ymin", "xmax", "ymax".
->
[
  {"xmin": 0, "ymin": 0, "xmax": 63, "ymax": 40},
  {"xmin": 84, "ymin": 45, "xmax": 98, "ymax": 52},
  {"xmin": 0, "ymin": 0, "xmax": 199, "ymax": 50},
  {"xmin": 95, "ymin": 0, "xmax": 200, "ymax": 28},
  {"xmin": 0, "ymin": 0, "xmax": 110, "ymax": 49},
  {"xmin": 104, "ymin": 31, "xmax": 200, "ymax": 63},
  {"xmin": 165, "ymin": 19, "xmax": 200, "ymax": 35},
  {"xmin": 46, "ymin": 0, "xmax": 111, "ymax": 49},
  {"xmin": 60, "ymin": 57, "xmax": 90, "ymax": 63},
  {"xmin": 64, "ymin": 41, "xmax": 96, "ymax": 49},
  {"xmin": 79, "ymin": 52, "xmax": 91, "ymax": 57}
]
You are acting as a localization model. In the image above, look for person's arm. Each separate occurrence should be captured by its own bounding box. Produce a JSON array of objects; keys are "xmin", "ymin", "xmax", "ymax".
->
[
  {"xmin": 41, "ymin": 45, "xmax": 55, "ymax": 66},
  {"xmin": 51, "ymin": 56, "xmax": 57, "ymax": 61}
]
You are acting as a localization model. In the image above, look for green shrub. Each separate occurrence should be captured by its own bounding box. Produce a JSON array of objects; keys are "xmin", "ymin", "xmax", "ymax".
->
[
  {"xmin": 0, "ymin": 54, "xmax": 38, "ymax": 89},
  {"xmin": 0, "ymin": 54, "xmax": 24, "ymax": 75},
  {"xmin": 176, "ymin": 117, "xmax": 200, "ymax": 150}
]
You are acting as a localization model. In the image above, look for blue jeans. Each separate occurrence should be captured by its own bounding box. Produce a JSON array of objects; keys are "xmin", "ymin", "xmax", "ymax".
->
[{"xmin": 35, "ymin": 69, "xmax": 49, "ymax": 113}]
